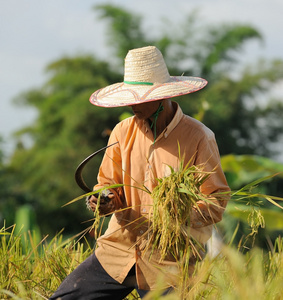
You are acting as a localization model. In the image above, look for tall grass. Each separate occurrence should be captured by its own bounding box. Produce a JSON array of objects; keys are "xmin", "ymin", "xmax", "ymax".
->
[
  {"xmin": 141, "ymin": 237, "xmax": 283, "ymax": 299},
  {"xmin": 2, "ymin": 155, "xmax": 283, "ymax": 299},
  {"xmin": 1, "ymin": 226, "xmax": 283, "ymax": 299},
  {"xmin": 0, "ymin": 225, "xmax": 92, "ymax": 299}
]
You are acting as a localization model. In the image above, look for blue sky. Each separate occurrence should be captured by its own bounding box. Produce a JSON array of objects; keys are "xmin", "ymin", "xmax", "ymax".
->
[{"xmin": 1, "ymin": 0, "xmax": 283, "ymax": 156}]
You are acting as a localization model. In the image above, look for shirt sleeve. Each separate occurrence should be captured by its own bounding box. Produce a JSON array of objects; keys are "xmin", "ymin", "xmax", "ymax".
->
[
  {"xmin": 93, "ymin": 126, "xmax": 125, "ymax": 210},
  {"xmin": 190, "ymin": 130, "xmax": 230, "ymax": 228}
]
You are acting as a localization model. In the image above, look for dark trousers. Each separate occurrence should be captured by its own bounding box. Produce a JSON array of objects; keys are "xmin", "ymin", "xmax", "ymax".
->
[{"xmin": 49, "ymin": 252, "xmax": 148, "ymax": 300}]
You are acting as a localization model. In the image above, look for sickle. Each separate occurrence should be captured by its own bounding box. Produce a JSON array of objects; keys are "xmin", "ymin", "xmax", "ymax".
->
[{"xmin": 75, "ymin": 142, "xmax": 118, "ymax": 193}]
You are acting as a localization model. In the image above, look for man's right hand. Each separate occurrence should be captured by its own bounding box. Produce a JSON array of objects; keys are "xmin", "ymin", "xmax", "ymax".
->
[{"xmin": 86, "ymin": 190, "xmax": 116, "ymax": 215}]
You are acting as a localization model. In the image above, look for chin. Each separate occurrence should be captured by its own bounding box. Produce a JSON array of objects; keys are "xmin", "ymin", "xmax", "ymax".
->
[{"xmin": 134, "ymin": 113, "xmax": 144, "ymax": 119}]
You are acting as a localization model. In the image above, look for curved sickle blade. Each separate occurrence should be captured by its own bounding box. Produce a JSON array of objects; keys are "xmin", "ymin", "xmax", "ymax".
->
[{"xmin": 75, "ymin": 142, "xmax": 118, "ymax": 193}]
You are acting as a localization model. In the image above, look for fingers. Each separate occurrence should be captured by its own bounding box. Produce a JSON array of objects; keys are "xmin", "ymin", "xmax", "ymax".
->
[
  {"xmin": 87, "ymin": 193, "xmax": 116, "ymax": 215},
  {"xmin": 87, "ymin": 195, "xmax": 98, "ymax": 212},
  {"xmin": 107, "ymin": 193, "xmax": 115, "ymax": 199}
]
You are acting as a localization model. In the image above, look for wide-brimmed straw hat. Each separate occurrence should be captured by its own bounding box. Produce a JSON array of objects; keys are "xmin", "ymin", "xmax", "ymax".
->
[{"xmin": 89, "ymin": 46, "xmax": 207, "ymax": 107}]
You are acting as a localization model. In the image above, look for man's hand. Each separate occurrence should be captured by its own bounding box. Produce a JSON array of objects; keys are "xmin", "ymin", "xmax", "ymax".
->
[{"xmin": 86, "ymin": 190, "xmax": 116, "ymax": 215}]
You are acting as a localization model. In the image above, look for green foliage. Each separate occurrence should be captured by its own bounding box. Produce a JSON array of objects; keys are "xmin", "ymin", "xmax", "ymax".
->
[
  {"xmin": 221, "ymin": 154, "xmax": 283, "ymax": 189},
  {"xmin": 179, "ymin": 58, "xmax": 283, "ymax": 156},
  {"xmin": 0, "ymin": 137, "xmax": 20, "ymax": 228},
  {"xmin": 14, "ymin": 205, "xmax": 41, "ymax": 249},
  {"xmin": 228, "ymin": 206, "xmax": 283, "ymax": 231},
  {"xmin": 8, "ymin": 55, "xmax": 130, "ymax": 235},
  {"xmin": 95, "ymin": 4, "xmax": 150, "ymax": 61},
  {"xmin": 220, "ymin": 154, "xmax": 283, "ymax": 249},
  {"xmin": 198, "ymin": 24, "xmax": 262, "ymax": 78}
]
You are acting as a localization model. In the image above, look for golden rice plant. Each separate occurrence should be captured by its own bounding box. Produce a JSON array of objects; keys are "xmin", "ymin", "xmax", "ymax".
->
[
  {"xmin": 147, "ymin": 155, "xmax": 213, "ymax": 261},
  {"xmin": 3, "ymin": 225, "xmax": 283, "ymax": 299},
  {"xmin": 0, "ymin": 225, "xmax": 93, "ymax": 299}
]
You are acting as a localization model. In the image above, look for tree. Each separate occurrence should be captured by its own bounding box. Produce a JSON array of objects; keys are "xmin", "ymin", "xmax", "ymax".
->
[
  {"xmin": 9, "ymin": 55, "xmax": 127, "ymax": 235},
  {"xmin": 5, "ymin": 5, "xmax": 283, "ymax": 237}
]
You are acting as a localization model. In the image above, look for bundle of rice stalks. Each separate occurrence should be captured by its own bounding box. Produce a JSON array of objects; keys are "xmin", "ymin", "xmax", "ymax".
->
[{"xmin": 147, "ymin": 157, "xmax": 212, "ymax": 261}]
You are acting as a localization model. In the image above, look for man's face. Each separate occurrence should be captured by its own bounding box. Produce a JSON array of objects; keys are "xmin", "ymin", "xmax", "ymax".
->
[{"xmin": 130, "ymin": 101, "xmax": 162, "ymax": 120}]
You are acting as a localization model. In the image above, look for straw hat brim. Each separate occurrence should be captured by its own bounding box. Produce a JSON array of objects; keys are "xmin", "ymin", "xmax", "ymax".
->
[{"xmin": 89, "ymin": 76, "xmax": 207, "ymax": 107}]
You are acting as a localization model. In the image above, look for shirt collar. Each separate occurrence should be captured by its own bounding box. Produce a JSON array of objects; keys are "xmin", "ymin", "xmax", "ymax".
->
[{"xmin": 163, "ymin": 101, "xmax": 183, "ymax": 138}]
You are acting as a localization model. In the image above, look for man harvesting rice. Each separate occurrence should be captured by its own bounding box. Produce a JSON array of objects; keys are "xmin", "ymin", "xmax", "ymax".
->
[{"xmin": 50, "ymin": 46, "xmax": 230, "ymax": 299}]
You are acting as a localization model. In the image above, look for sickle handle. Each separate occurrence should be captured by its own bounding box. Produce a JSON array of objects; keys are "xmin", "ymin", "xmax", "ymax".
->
[{"xmin": 74, "ymin": 142, "xmax": 118, "ymax": 193}]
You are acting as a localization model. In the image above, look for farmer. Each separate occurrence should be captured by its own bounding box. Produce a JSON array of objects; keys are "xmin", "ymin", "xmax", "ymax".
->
[{"xmin": 50, "ymin": 46, "xmax": 230, "ymax": 299}]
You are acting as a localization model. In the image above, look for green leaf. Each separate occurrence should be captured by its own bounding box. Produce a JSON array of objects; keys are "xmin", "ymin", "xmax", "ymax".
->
[{"xmin": 227, "ymin": 205, "xmax": 283, "ymax": 230}]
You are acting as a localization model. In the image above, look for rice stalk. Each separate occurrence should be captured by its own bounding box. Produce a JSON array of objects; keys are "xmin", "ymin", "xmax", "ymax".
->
[{"xmin": 148, "ymin": 155, "xmax": 212, "ymax": 262}]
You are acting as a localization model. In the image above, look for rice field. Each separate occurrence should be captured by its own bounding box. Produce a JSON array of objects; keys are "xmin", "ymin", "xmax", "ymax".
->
[
  {"xmin": 1, "ymin": 223, "xmax": 283, "ymax": 299},
  {"xmin": 2, "ymin": 158, "xmax": 283, "ymax": 299}
]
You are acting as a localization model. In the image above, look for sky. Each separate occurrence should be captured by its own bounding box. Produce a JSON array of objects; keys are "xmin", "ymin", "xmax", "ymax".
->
[{"xmin": 1, "ymin": 0, "xmax": 283, "ymax": 157}]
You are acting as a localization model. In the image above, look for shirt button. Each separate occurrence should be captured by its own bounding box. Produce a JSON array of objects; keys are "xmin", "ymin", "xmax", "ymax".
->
[
  {"xmin": 140, "ymin": 230, "xmax": 144, "ymax": 234},
  {"xmin": 137, "ymin": 251, "xmax": 141, "ymax": 256},
  {"xmin": 142, "ymin": 208, "xmax": 147, "ymax": 213},
  {"xmin": 164, "ymin": 133, "xmax": 168, "ymax": 138}
]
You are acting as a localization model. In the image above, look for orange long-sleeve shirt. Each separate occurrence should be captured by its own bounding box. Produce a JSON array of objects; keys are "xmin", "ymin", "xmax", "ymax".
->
[{"xmin": 94, "ymin": 102, "xmax": 230, "ymax": 290}]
